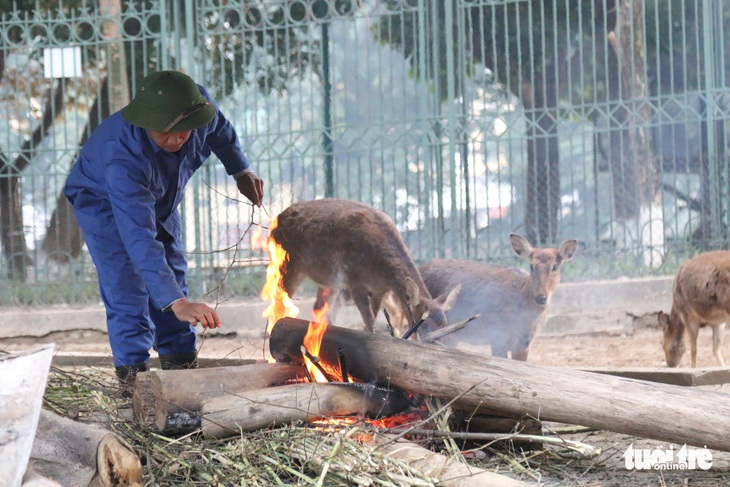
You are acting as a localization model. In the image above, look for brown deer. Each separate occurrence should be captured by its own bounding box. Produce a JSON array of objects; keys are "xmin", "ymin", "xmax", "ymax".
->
[
  {"xmin": 658, "ymin": 250, "xmax": 729, "ymax": 368},
  {"xmin": 269, "ymin": 198, "xmax": 459, "ymax": 335},
  {"xmin": 414, "ymin": 234, "xmax": 578, "ymax": 360}
]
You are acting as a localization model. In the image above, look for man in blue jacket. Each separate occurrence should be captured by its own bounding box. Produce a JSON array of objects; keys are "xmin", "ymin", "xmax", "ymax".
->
[{"xmin": 64, "ymin": 71, "xmax": 264, "ymax": 392}]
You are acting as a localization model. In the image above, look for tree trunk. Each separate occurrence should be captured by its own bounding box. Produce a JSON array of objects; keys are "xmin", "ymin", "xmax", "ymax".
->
[
  {"xmin": 0, "ymin": 175, "xmax": 30, "ymax": 280},
  {"xmin": 98, "ymin": 0, "xmax": 130, "ymax": 111},
  {"xmin": 604, "ymin": 0, "xmax": 663, "ymax": 266},
  {"xmin": 522, "ymin": 75, "xmax": 560, "ymax": 245},
  {"xmin": 269, "ymin": 318, "xmax": 730, "ymax": 452},
  {"xmin": 520, "ymin": 0, "xmax": 562, "ymax": 245}
]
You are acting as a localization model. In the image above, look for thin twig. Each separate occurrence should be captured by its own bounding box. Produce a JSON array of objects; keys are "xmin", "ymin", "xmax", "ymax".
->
[
  {"xmin": 377, "ymin": 427, "xmax": 600, "ymax": 459},
  {"xmin": 420, "ymin": 314, "xmax": 479, "ymax": 343},
  {"xmin": 401, "ymin": 311, "xmax": 429, "ymax": 340}
]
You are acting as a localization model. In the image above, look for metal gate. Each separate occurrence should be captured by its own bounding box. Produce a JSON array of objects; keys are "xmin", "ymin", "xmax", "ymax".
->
[{"xmin": 0, "ymin": 0, "xmax": 728, "ymax": 306}]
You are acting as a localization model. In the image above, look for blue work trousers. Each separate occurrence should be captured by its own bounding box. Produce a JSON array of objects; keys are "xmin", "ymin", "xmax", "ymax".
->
[{"xmin": 83, "ymin": 229, "xmax": 196, "ymax": 367}]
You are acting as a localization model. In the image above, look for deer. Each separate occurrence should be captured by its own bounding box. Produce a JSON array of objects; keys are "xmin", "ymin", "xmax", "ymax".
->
[
  {"xmin": 269, "ymin": 198, "xmax": 460, "ymax": 336},
  {"xmin": 658, "ymin": 250, "xmax": 729, "ymax": 368},
  {"xmin": 411, "ymin": 234, "xmax": 578, "ymax": 360}
]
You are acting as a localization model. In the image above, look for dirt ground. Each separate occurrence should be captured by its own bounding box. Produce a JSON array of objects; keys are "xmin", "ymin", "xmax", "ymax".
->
[{"xmin": 3, "ymin": 323, "xmax": 730, "ymax": 486}]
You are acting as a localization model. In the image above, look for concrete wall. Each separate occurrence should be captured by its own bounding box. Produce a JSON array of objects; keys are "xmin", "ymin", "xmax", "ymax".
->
[
  {"xmin": 542, "ymin": 276, "xmax": 673, "ymax": 335},
  {"xmin": 0, "ymin": 276, "xmax": 674, "ymax": 340}
]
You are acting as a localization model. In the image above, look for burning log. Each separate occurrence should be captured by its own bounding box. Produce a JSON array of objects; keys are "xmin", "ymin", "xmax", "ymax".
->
[
  {"xmin": 132, "ymin": 362, "xmax": 305, "ymax": 434},
  {"xmin": 29, "ymin": 409, "xmax": 142, "ymax": 487},
  {"xmin": 201, "ymin": 382, "xmax": 411, "ymax": 439},
  {"xmin": 270, "ymin": 317, "xmax": 730, "ymax": 452}
]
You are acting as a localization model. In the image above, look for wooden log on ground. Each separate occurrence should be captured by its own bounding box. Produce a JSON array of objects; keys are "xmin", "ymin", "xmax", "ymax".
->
[
  {"xmin": 202, "ymin": 382, "xmax": 410, "ymax": 439},
  {"xmin": 131, "ymin": 372, "xmax": 156, "ymax": 429},
  {"xmin": 581, "ymin": 366, "xmax": 730, "ymax": 387},
  {"xmin": 269, "ymin": 318, "xmax": 730, "ymax": 452},
  {"xmin": 371, "ymin": 434, "xmax": 530, "ymax": 487},
  {"xmin": 133, "ymin": 362, "xmax": 305, "ymax": 434},
  {"xmin": 21, "ymin": 467, "xmax": 63, "ymax": 487},
  {"xmin": 29, "ymin": 409, "xmax": 142, "ymax": 487}
]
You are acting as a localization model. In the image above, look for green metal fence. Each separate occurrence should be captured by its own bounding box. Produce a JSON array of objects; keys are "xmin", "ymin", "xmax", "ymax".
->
[{"xmin": 0, "ymin": 0, "xmax": 729, "ymax": 306}]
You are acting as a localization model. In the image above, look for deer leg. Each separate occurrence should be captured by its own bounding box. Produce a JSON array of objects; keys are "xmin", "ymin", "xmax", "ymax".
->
[
  {"xmin": 511, "ymin": 348, "xmax": 529, "ymax": 361},
  {"xmin": 350, "ymin": 288, "xmax": 376, "ymax": 332},
  {"xmin": 491, "ymin": 343, "xmax": 509, "ymax": 358},
  {"xmin": 314, "ymin": 287, "xmax": 338, "ymax": 324},
  {"xmin": 688, "ymin": 325, "xmax": 700, "ymax": 368},
  {"xmin": 368, "ymin": 293, "xmax": 388, "ymax": 332},
  {"xmin": 510, "ymin": 332, "xmax": 533, "ymax": 361},
  {"xmin": 314, "ymin": 287, "xmax": 331, "ymax": 310},
  {"xmin": 280, "ymin": 267, "xmax": 304, "ymax": 298},
  {"xmin": 712, "ymin": 323, "xmax": 726, "ymax": 367}
]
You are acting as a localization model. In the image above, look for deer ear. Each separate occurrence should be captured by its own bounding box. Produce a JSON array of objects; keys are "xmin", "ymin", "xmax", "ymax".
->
[
  {"xmin": 404, "ymin": 277, "xmax": 421, "ymax": 309},
  {"xmin": 437, "ymin": 284, "xmax": 461, "ymax": 312},
  {"xmin": 559, "ymin": 239, "xmax": 578, "ymax": 262},
  {"xmin": 510, "ymin": 233, "xmax": 533, "ymax": 260},
  {"xmin": 658, "ymin": 311, "xmax": 670, "ymax": 330}
]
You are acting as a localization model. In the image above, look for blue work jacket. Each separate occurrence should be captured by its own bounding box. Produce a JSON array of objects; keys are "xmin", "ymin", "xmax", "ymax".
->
[{"xmin": 64, "ymin": 86, "xmax": 249, "ymax": 310}]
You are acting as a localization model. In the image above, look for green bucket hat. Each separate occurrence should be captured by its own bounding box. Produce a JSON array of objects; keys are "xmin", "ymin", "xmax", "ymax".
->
[{"xmin": 122, "ymin": 71, "xmax": 215, "ymax": 133}]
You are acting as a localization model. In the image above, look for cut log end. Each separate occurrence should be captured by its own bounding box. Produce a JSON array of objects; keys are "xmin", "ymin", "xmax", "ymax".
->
[{"xmin": 95, "ymin": 433, "xmax": 143, "ymax": 487}]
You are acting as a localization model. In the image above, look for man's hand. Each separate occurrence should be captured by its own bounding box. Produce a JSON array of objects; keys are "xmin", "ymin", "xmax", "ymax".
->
[
  {"xmin": 170, "ymin": 299, "xmax": 222, "ymax": 329},
  {"xmin": 236, "ymin": 170, "xmax": 264, "ymax": 207}
]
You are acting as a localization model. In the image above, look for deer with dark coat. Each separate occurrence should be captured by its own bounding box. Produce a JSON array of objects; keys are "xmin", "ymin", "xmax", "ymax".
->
[
  {"xmin": 659, "ymin": 250, "xmax": 729, "ymax": 368},
  {"xmin": 269, "ymin": 198, "xmax": 459, "ymax": 335}
]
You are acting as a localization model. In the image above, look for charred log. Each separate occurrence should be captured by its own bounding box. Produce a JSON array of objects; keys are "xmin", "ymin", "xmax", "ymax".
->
[{"xmin": 269, "ymin": 317, "xmax": 730, "ymax": 452}]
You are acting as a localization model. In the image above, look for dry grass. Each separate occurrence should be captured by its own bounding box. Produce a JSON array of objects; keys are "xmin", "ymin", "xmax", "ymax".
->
[{"xmin": 41, "ymin": 366, "xmax": 609, "ymax": 486}]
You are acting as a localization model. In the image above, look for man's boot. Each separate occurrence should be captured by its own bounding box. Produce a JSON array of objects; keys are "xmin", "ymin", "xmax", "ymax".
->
[
  {"xmin": 115, "ymin": 362, "xmax": 150, "ymax": 398},
  {"xmin": 159, "ymin": 352, "xmax": 198, "ymax": 370}
]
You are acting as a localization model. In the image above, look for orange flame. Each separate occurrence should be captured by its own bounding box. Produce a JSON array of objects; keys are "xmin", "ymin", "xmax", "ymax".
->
[
  {"xmin": 261, "ymin": 215, "xmax": 331, "ymax": 380},
  {"xmin": 302, "ymin": 295, "xmax": 330, "ymax": 382},
  {"xmin": 250, "ymin": 223, "xmax": 267, "ymax": 250},
  {"xmin": 261, "ymin": 216, "xmax": 300, "ymax": 337}
]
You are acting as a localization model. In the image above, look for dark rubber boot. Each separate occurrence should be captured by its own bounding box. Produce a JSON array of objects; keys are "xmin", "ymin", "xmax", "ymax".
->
[
  {"xmin": 159, "ymin": 352, "xmax": 198, "ymax": 370},
  {"xmin": 115, "ymin": 361, "xmax": 150, "ymax": 398}
]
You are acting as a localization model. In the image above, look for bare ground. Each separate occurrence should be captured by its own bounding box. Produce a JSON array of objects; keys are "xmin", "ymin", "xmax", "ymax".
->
[{"xmin": 3, "ymin": 324, "xmax": 730, "ymax": 486}]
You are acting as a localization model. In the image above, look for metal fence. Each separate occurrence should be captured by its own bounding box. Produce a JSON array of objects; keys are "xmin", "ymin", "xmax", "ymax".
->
[{"xmin": 0, "ymin": 0, "xmax": 729, "ymax": 306}]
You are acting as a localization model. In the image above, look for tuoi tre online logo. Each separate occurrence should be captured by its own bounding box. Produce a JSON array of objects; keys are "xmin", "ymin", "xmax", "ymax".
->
[{"xmin": 623, "ymin": 444, "xmax": 713, "ymax": 471}]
